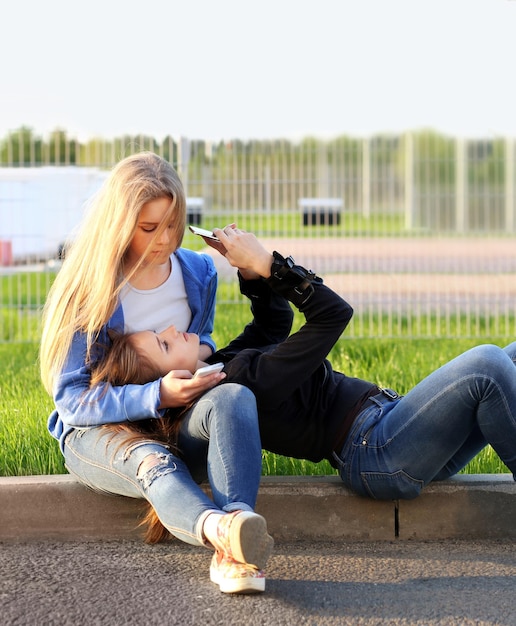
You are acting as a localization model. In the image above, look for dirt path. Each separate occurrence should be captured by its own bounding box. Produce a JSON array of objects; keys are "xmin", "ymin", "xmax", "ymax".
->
[{"xmin": 203, "ymin": 236, "xmax": 516, "ymax": 306}]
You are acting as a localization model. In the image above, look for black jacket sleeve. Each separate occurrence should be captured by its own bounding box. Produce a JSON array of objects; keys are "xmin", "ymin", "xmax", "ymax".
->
[
  {"xmin": 217, "ymin": 258, "xmax": 354, "ymax": 409},
  {"xmin": 214, "ymin": 273, "xmax": 294, "ymax": 361}
]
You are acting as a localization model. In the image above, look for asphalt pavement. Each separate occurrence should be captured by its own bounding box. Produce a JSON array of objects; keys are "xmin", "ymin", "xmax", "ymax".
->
[
  {"xmin": 2, "ymin": 538, "xmax": 515, "ymax": 625},
  {"xmin": 2, "ymin": 474, "xmax": 516, "ymax": 625}
]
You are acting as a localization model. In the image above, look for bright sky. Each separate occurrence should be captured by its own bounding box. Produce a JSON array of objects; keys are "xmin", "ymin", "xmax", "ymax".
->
[{"xmin": 2, "ymin": 0, "xmax": 515, "ymax": 142}]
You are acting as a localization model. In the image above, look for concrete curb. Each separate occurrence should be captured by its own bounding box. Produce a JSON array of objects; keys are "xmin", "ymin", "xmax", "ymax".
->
[{"xmin": 1, "ymin": 474, "xmax": 515, "ymax": 543}]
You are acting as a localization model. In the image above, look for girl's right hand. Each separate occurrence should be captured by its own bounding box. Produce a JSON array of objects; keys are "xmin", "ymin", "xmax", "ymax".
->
[
  {"xmin": 158, "ymin": 369, "xmax": 226, "ymax": 409},
  {"xmin": 213, "ymin": 226, "xmax": 273, "ymax": 279}
]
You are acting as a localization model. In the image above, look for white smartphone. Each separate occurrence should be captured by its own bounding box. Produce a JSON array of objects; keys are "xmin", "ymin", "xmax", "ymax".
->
[
  {"xmin": 194, "ymin": 362, "xmax": 224, "ymax": 378},
  {"xmin": 189, "ymin": 225, "xmax": 219, "ymax": 241}
]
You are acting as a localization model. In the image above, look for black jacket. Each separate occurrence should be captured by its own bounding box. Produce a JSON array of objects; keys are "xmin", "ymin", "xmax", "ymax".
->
[{"xmin": 208, "ymin": 268, "xmax": 376, "ymax": 463}]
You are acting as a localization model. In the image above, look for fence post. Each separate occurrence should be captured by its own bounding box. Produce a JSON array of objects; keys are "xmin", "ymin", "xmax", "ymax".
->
[
  {"xmin": 505, "ymin": 137, "xmax": 515, "ymax": 233},
  {"xmin": 317, "ymin": 142, "xmax": 329, "ymax": 198},
  {"xmin": 178, "ymin": 137, "xmax": 190, "ymax": 196},
  {"xmin": 362, "ymin": 137, "xmax": 370, "ymax": 219},
  {"xmin": 455, "ymin": 137, "xmax": 466, "ymax": 233},
  {"xmin": 404, "ymin": 132, "xmax": 414, "ymax": 230}
]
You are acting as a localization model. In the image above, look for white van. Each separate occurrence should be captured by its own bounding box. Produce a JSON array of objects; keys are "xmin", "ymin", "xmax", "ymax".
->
[{"xmin": 0, "ymin": 166, "xmax": 108, "ymax": 264}]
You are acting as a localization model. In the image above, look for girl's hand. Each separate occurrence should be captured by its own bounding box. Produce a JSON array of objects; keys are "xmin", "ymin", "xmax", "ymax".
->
[
  {"xmin": 201, "ymin": 225, "xmax": 230, "ymax": 257},
  {"xmin": 158, "ymin": 369, "xmax": 226, "ymax": 409},
  {"xmin": 213, "ymin": 226, "xmax": 273, "ymax": 279}
]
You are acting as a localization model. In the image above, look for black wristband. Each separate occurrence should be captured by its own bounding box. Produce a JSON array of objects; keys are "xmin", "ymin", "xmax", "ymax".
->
[
  {"xmin": 268, "ymin": 251, "xmax": 321, "ymax": 305},
  {"xmin": 271, "ymin": 252, "xmax": 295, "ymax": 280}
]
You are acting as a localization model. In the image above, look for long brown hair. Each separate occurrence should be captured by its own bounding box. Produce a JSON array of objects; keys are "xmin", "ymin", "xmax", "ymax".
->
[
  {"xmin": 90, "ymin": 330, "xmax": 162, "ymax": 388},
  {"xmin": 91, "ymin": 330, "xmax": 184, "ymax": 451},
  {"xmin": 91, "ymin": 331, "xmax": 181, "ymax": 543}
]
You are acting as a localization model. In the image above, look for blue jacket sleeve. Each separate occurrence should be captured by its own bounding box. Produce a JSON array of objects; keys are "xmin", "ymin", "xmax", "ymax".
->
[{"xmin": 52, "ymin": 327, "xmax": 163, "ymax": 431}]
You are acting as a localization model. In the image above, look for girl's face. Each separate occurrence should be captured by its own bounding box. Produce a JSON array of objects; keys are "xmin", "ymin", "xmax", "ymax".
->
[
  {"xmin": 131, "ymin": 325, "xmax": 200, "ymax": 375},
  {"xmin": 126, "ymin": 197, "xmax": 179, "ymax": 267}
]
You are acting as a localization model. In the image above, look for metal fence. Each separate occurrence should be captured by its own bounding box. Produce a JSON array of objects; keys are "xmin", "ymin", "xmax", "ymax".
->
[{"xmin": 1, "ymin": 130, "xmax": 516, "ymax": 342}]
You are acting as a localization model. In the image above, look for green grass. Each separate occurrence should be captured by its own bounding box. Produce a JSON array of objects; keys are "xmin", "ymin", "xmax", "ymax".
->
[
  {"xmin": 0, "ymin": 265, "xmax": 511, "ymax": 477},
  {"xmin": 0, "ymin": 325, "xmax": 510, "ymax": 477},
  {"xmin": 0, "ymin": 343, "xmax": 65, "ymax": 475},
  {"xmin": 1, "ymin": 225, "xmax": 513, "ymax": 477},
  {"xmin": 0, "ymin": 270, "xmax": 56, "ymax": 342}
]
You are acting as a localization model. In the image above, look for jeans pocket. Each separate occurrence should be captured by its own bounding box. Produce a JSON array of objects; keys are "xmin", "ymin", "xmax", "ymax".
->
[{"xmin": 360, "ymin": 470, "xmax": 424, "ymax": 500}]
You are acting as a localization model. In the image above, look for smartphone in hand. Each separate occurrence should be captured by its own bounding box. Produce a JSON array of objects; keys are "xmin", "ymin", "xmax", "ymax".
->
[
  {"xmin": 193, "ymin": 363, "xmax": 224, "ymax": 378},
  {"xmin": 189, "ymin": 225, "xmax": 219, "ymax": 241}
]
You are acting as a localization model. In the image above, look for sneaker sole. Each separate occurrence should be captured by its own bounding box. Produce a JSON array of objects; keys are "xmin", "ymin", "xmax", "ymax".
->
[
  {"xmin": 229, "ymin": 512, "xmax": 274, "ymax": 570},
  {"xmin": 210, "ymin": 566, "xmax": 266, "ymax": 594}
]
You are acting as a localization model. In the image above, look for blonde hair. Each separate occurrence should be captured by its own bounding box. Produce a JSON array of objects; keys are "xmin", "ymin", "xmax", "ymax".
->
[{"xmin": 40, "ymin": 152, "xmax": 186, "ymax": 394}]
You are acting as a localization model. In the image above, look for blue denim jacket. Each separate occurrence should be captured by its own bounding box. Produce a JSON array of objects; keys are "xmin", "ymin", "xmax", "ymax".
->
[{"xmin": 47, "ymin": 248, "xmax": 217, "ymax": 451}]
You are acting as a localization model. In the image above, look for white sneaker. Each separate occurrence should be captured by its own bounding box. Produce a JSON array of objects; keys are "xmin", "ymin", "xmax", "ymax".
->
[
  {"xmin": 210, "ymin": 551, "xmax": 266, "ymax": 594},
  {"xmin": 209, "ymin": 510, "xmax": 273, "ymax": 570}
]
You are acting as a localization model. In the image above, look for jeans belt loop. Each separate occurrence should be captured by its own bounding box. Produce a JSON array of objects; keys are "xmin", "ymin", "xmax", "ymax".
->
[{"xmin": 380, "ymin": 388, "xmax": 400, "ymax": 400}]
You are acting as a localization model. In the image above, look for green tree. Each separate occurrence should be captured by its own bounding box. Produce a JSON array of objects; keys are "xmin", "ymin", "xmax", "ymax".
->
[
  {"xmin": 47, "ymin": 129, "xmax": 77, "ymax": 164},
  {"xmin": 0, "ymin": 126, "xmax": 43, "ymax": 165}
]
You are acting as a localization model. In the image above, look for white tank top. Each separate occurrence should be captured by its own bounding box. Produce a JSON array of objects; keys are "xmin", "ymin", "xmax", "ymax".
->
[{"xmin": 120, "ymin": 254, "xmax": 192, "ymax": 333}]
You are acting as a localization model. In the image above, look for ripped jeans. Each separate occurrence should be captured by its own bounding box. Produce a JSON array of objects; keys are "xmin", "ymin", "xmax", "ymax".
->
[
  {"xmin": 334, "ymin": 342, "xmax": 516, "ymax": 499},
  {"xmin": 64, "ymin": 384, "xmax": 261, "ymax": 546}
]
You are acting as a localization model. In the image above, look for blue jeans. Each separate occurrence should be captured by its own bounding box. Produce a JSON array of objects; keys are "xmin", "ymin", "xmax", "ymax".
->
[
  {"xmin": 64, "ymin": 383, "xmax": 261, "ymax": 546},
  {"xmin": 334, "ymin": 343, "xmax": 516, "ymax": 499}
]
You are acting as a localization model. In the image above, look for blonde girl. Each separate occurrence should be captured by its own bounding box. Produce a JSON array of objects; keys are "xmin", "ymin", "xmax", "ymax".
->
[{"xmin": 39, "ymin": 153, "xmax": 273, "ymax": 595}]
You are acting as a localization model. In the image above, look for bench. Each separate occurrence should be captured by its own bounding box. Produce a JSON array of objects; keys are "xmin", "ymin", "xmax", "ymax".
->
[
  {"xmin": 186, "ymin": 197, "xmax": 204, "ymax": 226},
  {"xmin": 299, "ymin": 198, "xmax": 343, "ymax": 226}
]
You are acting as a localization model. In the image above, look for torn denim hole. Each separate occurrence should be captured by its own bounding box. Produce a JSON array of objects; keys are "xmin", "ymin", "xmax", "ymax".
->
[
  {"xmin": 136, "ymin": 451, "xmax": 178, "ymax": 491},
  {"xmin": 121, "ymin": 439, "xmax": 170, "ymax": 462}
]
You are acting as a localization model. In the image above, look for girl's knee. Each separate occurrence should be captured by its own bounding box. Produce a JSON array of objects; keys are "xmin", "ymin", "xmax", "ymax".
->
[
  {"xmin": 502, "ymin": 341, "xmax": 516, "ymax": 364},
  {"xmin": 467, "ymin": 344, "xmax": 507, "ymax": 370},
  {"xmin": 214, "ymin": 384, "xmax": 258, "ymax": 426},
  {"xmin": 219, "ymin": 382, "xmax": 256, "ymax": 403}
]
